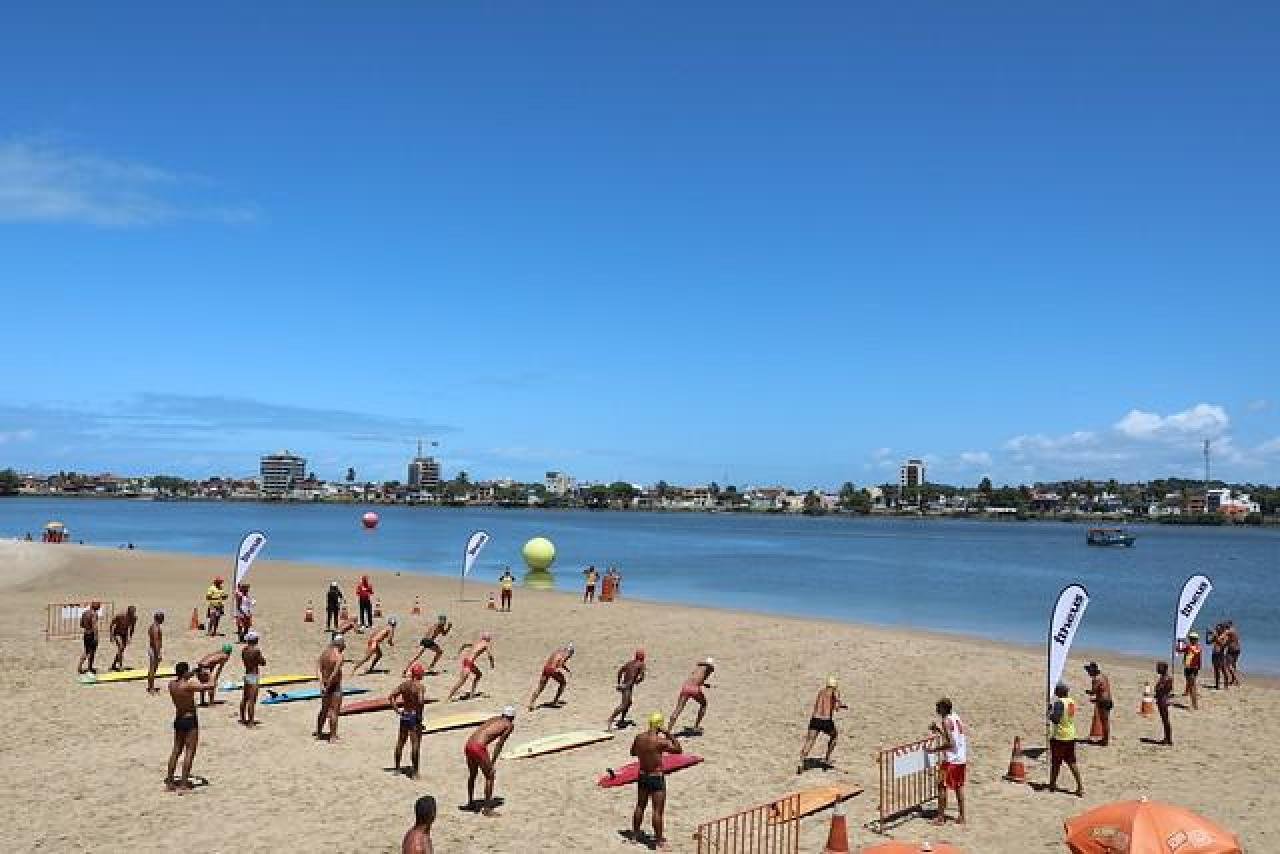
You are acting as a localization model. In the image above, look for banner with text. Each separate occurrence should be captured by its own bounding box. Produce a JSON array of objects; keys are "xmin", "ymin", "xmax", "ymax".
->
[
  {"xmin": 462, "ymin": 530, "xmax": 491, "ymax": 578},
  {"xmin": 1173, "ymin": 573, "xmax": 1213, "ymax": 652},
  {"xmin": 234, "ymin": 530, "xmax": 267, "ymax": 588},
  {"xmin": 1047, "ymin": 583, "xmax": 1090, "ymax": 702}
]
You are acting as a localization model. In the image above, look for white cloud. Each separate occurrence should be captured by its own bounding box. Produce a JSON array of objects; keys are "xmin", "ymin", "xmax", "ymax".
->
[
  {"xmin": 0, "ymin": 428, "xmax": 35, "ymax": 444},
  {"xmin": 0, "ymin": 138, "xmax": 256, "ymax": 227},
  {"xmin": 958, "ymin": 451, "xmax": 992, "ymax": 467},
  {"xmin": 1114, "ymin": 403, "xmax": 1229, "ymax": 442}
]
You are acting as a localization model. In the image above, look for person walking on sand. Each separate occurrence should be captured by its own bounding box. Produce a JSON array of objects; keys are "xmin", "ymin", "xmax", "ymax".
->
[
  {"xmin": 1154, "ymin": 661, "xmax": 1174, "ymax": 745},
  {"xmin": 446, "ymin": 633, "xmax": 495, "ymax": 702},
  {"xmin": 390, "ymin": 664, "xmax": 428, "ymax": 778},
  {"xmin": 195, "ymin": 645, "xmax": 233, "ymax": 707},
  {"xmin": 146, "ymin": 611, "xmax": 165, "ymax": 694},
  {"xmin": 325, "ymin": 581, "xmax": 345, "ymax": 631},
  {"xmin": 628, "ymin": 712, "xmax": 683, "ymax": 851},
  {"xmin": 926, "ymin": 697, "xmax": 968, "ymax": 825},
  {"xmin": 108, "ymin": 605, "xmax": 137, "ymax": 671},
  {"xmin": 165, "ymin": 661, "xmax": 204, "ymax": 792},
  {"xmin": 205, "ymin": 577, "xmax": 228, "ymax": 637},
  {"xmin": 315, "ymin": 634, "xmax": 346, "ymax": 741},
  {"xmin": 527, "ymin": 642, "xmax": 574, "ymax": 711},
  {"xmin": 402, "ymin": 795, "xmax": 436, "ymax": 854},
  {"xmin": 498, "ymin": 568, "xmax": 515, "ymax": 612},
  {"xmin": 798, "ymin": 676, "xmax": 847, "ymax": 773},
  {"xmin": 606, "ymin": 649, "xmax": 647, "ymax": 730},
  {"xmin": 403, "ymin": 614, "xmax": 452, "ymax": 676},
  {"xmin": 1180, "ymin": 631, "xmax": 1202, "ymax": 710},
  {"xmin": 353, "ymin": 617, "xmax": 398, "ymax": 675},
  {"xmin": 357, "ymin": 574, "xmax": 375, "ymax": 629},
  {"xmin": 464, "ymin": 708, "xmax": 515, "ymax": 817},
  {"xmin": 77, "ymin": 601, "xmax": 101, "ymax": 675},
  {"xmin": 1083, "ymin": 662, "xmax": 1112, "ymax": 746},
  {"xmin": 582, "ymin": 566, "xmax": 599, "ymax": 603},
  {"xmin": 240, "ymin": 631, "xmax": 266, "ymax": 726},
  {"xmin": 1047, "ymin": 682, "xmax": 1083, "ymax": 797},
  {"xmin": 669, "ymin": 657, "xmax": 715, "ymax": 734}
]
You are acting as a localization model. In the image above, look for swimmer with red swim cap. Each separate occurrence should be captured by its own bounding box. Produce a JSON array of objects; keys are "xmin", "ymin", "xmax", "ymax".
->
[
  {"xmin": 607, "ymin": 648, "xmax": 647, "ymax": 730},
  {"xmin": 390, "ymin": 662, "xmax": 427, "ymax": 778}
]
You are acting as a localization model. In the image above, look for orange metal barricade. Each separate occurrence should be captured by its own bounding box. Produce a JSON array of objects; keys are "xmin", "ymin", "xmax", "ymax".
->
[
  {"xmin": 694, "ymin": 792, "xmax": 801, "ymax": 854},
  {"xmin": 871, "ymin": 735, "xmax": 940, "ymax": 832},
  {"xmin": 46, "ymin": 601, "xmax": 115, "ymax": 640}
]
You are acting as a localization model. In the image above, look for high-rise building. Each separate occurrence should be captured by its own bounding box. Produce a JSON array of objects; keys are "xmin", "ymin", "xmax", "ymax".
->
[
  {"xmin": 260, "ymin": 450, "xmax": 306, "ymax": 496},
  {"xmin": 408, "ymin": 440, "xmax": 442, "ymax": 490},
  {"xmin": 899, "ymin": 459, "xmax": 926, "ymax": 490},
  {"xmin": 545, "ymin": 471, "xmax": 575, "ymax": 497}
]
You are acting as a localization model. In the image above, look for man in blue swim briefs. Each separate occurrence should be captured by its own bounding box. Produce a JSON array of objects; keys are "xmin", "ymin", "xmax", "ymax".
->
[{"xmin": 390, "ymin": 663, "xmax": 428, "ymax": 778}]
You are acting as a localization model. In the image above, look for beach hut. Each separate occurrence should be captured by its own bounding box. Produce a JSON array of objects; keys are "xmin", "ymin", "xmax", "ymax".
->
[
  {"xmin": 1064, "ymin": 799, "xmax": 1240, "ymax": 853},
  {"xmin": 42, "ymin": 521, "xmax": 68, "ymax": 543}
]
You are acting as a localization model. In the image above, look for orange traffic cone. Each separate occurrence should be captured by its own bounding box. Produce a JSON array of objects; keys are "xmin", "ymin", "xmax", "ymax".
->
[
  {"xmin": 1003, "ymin": 736, "xmax": 1027, "ymax": 783},
  {"xmin": 304, "ymin": 600, "xmax": 314, "ymax": 622},
  {"xmin": 374, "ymin": 598, "xmax": 383, "ymax": 618},
  {"xmin": 1138, "ymin": 683, "xmax": 1154, "ymax": 717},
  {"xmin": 821, "ymin": 800, "xmax": 850, "ymax": 853},
  {"xmin": 411, "ymin": 596, "xmax": 422, "ymax": 616},
  {"xmin": 189, "ymin": 608, "xmax": 200, "ymax": 631},
  {"xmin": 487, "ymin": 593, "xmax": 496, "ymax": 610}
]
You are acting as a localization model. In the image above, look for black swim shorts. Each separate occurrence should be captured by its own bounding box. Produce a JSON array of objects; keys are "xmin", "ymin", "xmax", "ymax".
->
[
  {"xmin": 808, "ymin": 717, "xmax": 836, "ymax": 736},
  {"xmin": 638, "ymin": 773, "xmax": 665, "ymax": 793},
  {"xmin": 174, "ymin": 713, "xmax": 199, "ymax": 733}
]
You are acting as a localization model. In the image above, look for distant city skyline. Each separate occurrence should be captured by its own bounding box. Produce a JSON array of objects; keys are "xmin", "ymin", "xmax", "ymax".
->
[{"xmin": 1, "ymin": 5, "xmax": 1276, "ymax": 485}]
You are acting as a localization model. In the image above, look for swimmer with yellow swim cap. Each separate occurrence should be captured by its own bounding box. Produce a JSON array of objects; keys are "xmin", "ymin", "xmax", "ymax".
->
[
  {"xmin": 798, "ymin": 675, "xmax": 848, "ymax": 773},
  {"xmin": 629, "ymin": 711, "xmax": 684, "ymax": 850},
  {"xmin": 607, "ymin": 648, "xmax": 648, "ymax": 730}
]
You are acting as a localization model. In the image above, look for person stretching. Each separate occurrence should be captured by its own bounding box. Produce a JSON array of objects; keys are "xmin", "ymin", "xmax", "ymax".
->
[
  {"xmin": 464, "ymin": 708, "xmax": 515, "ymax": 817},
  {"xmin": 403, "ymin": 614, "xmax": 452, "ymax": 676},
  {"xmin": 669, "ymin": 657, "xmax": 715, "ymax": 734},
  {"xmin": 195, "ymin": 644, "xmax": 233, "ymax": 707},
  {"xmin": 352, "ymin": 617, "xmax": 398, "ymax": 676},
  {"xmin": 402, "ymin": 795, "xmax": 436, "ymax": 854},
  {"xmin": 628, "ymin": 712, "xmax": 683, "ymax": 851},
  {"xmin": 240, "ymin": 630, "xmax": 266, "ymax": 726},
  {"xmin": 606, "ymin": 649, "xmax": 646, "ymax": 730},
  {"xmin": 798, "ymin": 676, "xmax": 847, "ymax": 772},
  {"xmin": 390, "ymin": 664, "xmax": 428, "ymax": 778},
  {"xmin": 108, "ymin": 605, "xmax": 138, "ymax": 671},
  {"xmin": 527, "ymin": 643, "xmax": 574, "ymax": 711},
  {"xmin": 446, "ymin": 633, "xmax": 495, "ymax": 702}
]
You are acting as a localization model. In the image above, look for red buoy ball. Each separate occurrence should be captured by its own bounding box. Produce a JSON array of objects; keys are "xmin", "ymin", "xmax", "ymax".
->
[{"xmin": 361, "ymin": 512, "xmax": 379, "ymax": 529}]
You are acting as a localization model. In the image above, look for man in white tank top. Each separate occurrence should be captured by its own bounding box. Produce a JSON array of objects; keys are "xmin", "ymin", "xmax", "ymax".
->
[{"xmin": 927, "ymin": 697, "xmax": 968, "ymax": 825}]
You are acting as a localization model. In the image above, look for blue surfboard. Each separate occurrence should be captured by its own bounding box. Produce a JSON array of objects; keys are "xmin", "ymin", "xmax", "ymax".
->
[{"xmin": 263, "ymin": 686, "xmax": 369, "ymax": 705}]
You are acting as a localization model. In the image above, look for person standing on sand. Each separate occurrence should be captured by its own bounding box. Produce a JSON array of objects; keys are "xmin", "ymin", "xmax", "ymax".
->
[
  {"xmin": 464, "ymin": 708, "xmax": 515, "ymax": 817},
  {"xmin": 498, "ymin": 568, "xmax": 515, "ymax": 612},
  {"xmin": 146, "ymin": 611, "xmax": 165, "ymax": 694},
  {"xmin": 352, "ymin": 617, "xmax": 398, "ymax": 675},
  {"xmin": 798, "ymin": 676, "xmax": 847, "ymax": 773},
  {"xmin": 446, "ymin": 633, "xmax": 495, "ymax": 702},
  {"xmin": 390, "ymin": 664, "xmax": 428, "ymax": 778},
  {"xmin": 1154, "ymin": 661, "xmax": 1174, "ymax": 745},
  {"xmin": 205, "ymin": 577, "xmax": 228, "ymax": 637},
  {"xmin": 1223, "ymin": 621, "xmax": 1242, "ymax": 686},
  {"xmin": 1047, "ymin": 682, "xmax": 1083, "ymax": 797},
  {"xmin": 325, "ymin": 581, "xmax": 345, "ymax": 631},
  {"xmin": 628, "ymin": 712, "xmax": 683, "ymax": 851},
  {"xmin": 606, "ymin": 649, "xmax": 647, "ymax": 730},
  {"xmin": 77, "ymin": 601, "xmax": 101, "ymax": 674},
  {"xmin": 402, "ymin": 795, "xmax": 436, "ymax": 854},
  {"xmin": 165, "ymin": 662, "xmax": 204, "ymax": 792},
  {"xmin": 1180, "ymin": 631, "xmax": 1202, "ymax": 710},
  {"xmin": 234, "ymin": 583, "xmax": 255, "ymax": 643},
  {"xmin": 669, "ymin": 657, "xmax": 715, "ymax": 734},
  {"xmin": 196, "ymin": 645, "xmax": 233, "ymax": 706},
  {"xmin": 527, "ymin": 643, "xmax": 574, "ymax": 711},
  {"xmin": 108, "ymin": 605, "xmax": 137, "ymax": 671},
  {"xmin": 926, "ymin": 697, "xmax": 968, "ymax": 825},
  {"xmin": 316, "ymin": 634, "xmax": 346, "ymax": 741},
  {"xmin": 583, "ymin": 566, "xmax": 598, "ymax": 603},
  {"xmin": 240, "ymin": 630, "xmax": 265, "ymax": 726},
  {"xmin": 1209, "ymin": 623, "xmax": 1228, "ymax": 689},
  {"xmin": 403, "ymin": 614, "xmax": 453, "ymax": 676},
  {"xmin": 1083, "ymin": 662, "xmax": 1112, "ymax": 746},
  {"xmin": 357, "ymin": 574, "xmax": 375, "ymax": 629}
]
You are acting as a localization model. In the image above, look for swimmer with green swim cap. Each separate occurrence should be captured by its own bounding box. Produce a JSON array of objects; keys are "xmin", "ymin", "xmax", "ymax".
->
[
  {"xmin": 402, "ymin": 612, "xmax": 453, "ymax": 677},
  {"xmin": 629, "ymin": 711, "xmax": 683, "ymax": 850},
  {"xmin": 195, "ymin": 643, "xmax": 235, "ymax": 707}
]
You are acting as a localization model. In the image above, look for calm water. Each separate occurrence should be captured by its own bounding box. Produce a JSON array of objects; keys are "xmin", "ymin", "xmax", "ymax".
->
[{"xmin": 5, "ymin": 499, "xmax": 1278, "ymax": 671}]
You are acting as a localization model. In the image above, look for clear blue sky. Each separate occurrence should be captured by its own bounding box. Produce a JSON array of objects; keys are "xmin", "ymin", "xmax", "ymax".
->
[{"xmin": 1, "ymin": 2, "xmax": 1276, "ymax": 486}]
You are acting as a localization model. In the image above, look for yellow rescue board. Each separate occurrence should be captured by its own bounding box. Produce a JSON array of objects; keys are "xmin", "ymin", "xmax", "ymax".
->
[
  {"xmin": 220, "ymin": 673, "xmax": 314, "ymax": 691},
  {"xmin": 85, "ymin": 668, "xmax": 175, "ymax": 684},
  {"xmin": 767, "ymin": 784, "xmax": 863, "ymax": 823},
  {"xmin": 508, "ymin": 730, "xmax": 615, "ymax": 759},
  {"xmin": 423, "ymin": 711, "xmax": 493, "ymax": 734}
]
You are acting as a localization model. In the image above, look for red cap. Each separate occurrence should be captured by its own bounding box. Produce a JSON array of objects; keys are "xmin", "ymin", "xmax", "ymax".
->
[
  {"xmin": 635, "ymin": 649, "xmax": 646, "ymax": 661},
  {"xmin": 213, "ymin": 576, "xmax": 224, "ymax": 584},
  {"xmin": 409, "ymin": 663, "xmax": 425, "ymax": 678}
]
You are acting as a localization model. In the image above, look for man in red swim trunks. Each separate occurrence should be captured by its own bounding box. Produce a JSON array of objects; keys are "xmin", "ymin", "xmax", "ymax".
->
[
  {"xmin": 669, "ymin": 657, "xmax": 714, "ymax": 734},
  {"xmin": 446, "ymin": 633, "xmax": 495, "ymax": 702},
  {"xmin": 527, "ymin": 642, "xmax": 574, "ymax": 711},
  {"xmin": 464, "ymin": 707, "xmax": 515, "ymax": 817},
  {"xmin": 926, "ymin": 697, "xmax": 968, "ymax": 825},
  {"xmin": 606, "ymin": 649, "xmax": 647, "ymax": 730}
]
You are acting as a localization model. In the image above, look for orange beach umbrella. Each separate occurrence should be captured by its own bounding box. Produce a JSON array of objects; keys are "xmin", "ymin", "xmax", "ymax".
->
[
  {"xmin": 1064, "ymin": 799, "xmax": 1240, "ymax": 854},
  {"xmin": 860, "ymin": 843, "xmax": 963, "ymax": 853}
]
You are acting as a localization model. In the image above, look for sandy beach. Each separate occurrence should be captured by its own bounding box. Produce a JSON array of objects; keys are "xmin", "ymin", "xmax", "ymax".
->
[{"xmin": 1, "ymin": 540, "xmax": 1272, "ymax": 853}]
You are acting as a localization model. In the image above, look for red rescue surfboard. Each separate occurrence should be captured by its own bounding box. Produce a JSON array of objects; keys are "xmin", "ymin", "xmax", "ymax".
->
[
  {"xmin": 597, "ymin": 753, "xmax": 703, "ymax": 788},
  {"xmin": 338, "ymin": 696, "xmax": 393, "ymax": 716}
]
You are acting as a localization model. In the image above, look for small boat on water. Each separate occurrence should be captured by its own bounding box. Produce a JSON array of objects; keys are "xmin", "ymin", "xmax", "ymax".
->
[{"xmin": 1086, "ymin": 528, "xmax": 1136, "ymax": 547}]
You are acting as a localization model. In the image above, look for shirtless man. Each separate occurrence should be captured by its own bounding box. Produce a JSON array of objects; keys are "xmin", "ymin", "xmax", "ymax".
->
[
  {"xmin": 402, "ymin": 795, "xmax": 436, "ymax": 854},
  {"xmin": 403, "ymin": 614, "xmax": 452, "ymax": 676},
  {"xmin": 446, "ymin": 633, "xmax": 495, "ymax": 702},
  {"xmin": 669, "ymin": 657, "xmax": 714, "ymax": 734},
  {"xmin": 1223, "ymin": 621, "xmax": 1242, "ymax": 686},
  {"xmin": 464, "ymin": 707, "xmax": 515, "ymax": 816},
  {"xmin": 390, "ymin": 663, "xmax": 428, "ymax": 778},
  {"xmin": 146, "ymin": 611, "xmax": 165, "ymax": 694},
  {"xmin": 1084, "ymin": 661, "xmax": 1112, "ymax": 746},
  {"xmin": 798, "ymin": 676, "xmax": 847, "ymax": 772},
  {"xmin": 315, "ymin": 634, "xmax": 346, "ymax": 741},
  {"xmin": 527, "ymin": 642, "xmax": 574, "ymax": 711},
  {"xmin": 628, "ymin": 712, "xmax": 683, "ymax": 850},
  {"xmin": 240, "ymin": 630, "xmax": 266, "ymax": 726},
  {"xmin": 606, "ymin": 649, "xmax": 647, "ymax": 730},
  {"xmin": 165, "ymin": 662, "xmax": 204, "ymax": 792},
  {"xmin": 352, "ymin": 617, "xmax": 398, "ymax": 676},
  {"xmin": 77, "ymin": 601, "xmax": 102, "ymax": 675},
  {"xmin": 108, "ymin": 605, "xmax": 138, "ymax": 671},
  {"xmin": 196, "ymin": 644, "xmax": 233, "ymax": 706}
]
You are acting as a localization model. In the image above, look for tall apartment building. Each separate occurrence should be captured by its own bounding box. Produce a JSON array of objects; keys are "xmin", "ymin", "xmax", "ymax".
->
[
  {"xmin": 408, "ymin": 453, "xmax": 442, "ymax": 490},
  {"xmin": 545, "ymin": 471, "xmax": 575, "ymax": 497},
  {"xmin": 899, "ymin": 458, "xmax": 926, "ymax": 490},
  {"xmin": 260, "ymin": 450, "xmax": 306, "ymax": 496}
]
